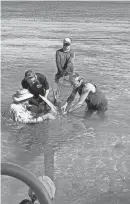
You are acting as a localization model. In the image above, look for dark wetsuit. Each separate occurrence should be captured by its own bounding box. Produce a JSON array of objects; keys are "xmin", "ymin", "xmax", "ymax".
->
[
  {"xmin": 21, "ymin": 73, "xmax": 49, "ymax": 109},
  {"xmin": 55, "ymin": 48, "xmax": 74, "ymax": 82},
  {"xmin": 67, "ymin": 82, "xmax": 108, "ymax": 117},
  {"xmin": 19, "ymin": 199, "xmax": 32, "ymax": 204}
]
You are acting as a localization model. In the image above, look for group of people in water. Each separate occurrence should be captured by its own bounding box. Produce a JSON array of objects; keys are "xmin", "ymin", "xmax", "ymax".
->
[
  {"xmin": 9, "ymin": 37, "xmax": 108, "ymax": 203},
  {"xmin": 10, "ymin": 37, "xmax": 108, "ymax": 124}
]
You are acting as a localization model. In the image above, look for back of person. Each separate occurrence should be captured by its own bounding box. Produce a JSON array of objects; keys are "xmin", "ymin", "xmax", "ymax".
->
[
  {"xmin": 84, "ymin": 83, "xmax": 107, "ymax": 107},
  {"xmin": 9, "ymin": 102, "xmax": 45, "ymax": 123}
]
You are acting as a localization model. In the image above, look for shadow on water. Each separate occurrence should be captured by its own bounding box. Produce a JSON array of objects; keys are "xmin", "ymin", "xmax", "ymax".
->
[
  {"xmin": 2, "ymin": 100, "xmax": 130, "ymax": 204},
  {"xmin": 1, "ymin": 109, "xmax": 75, "ymax": 203},
  {"xmin": 1, "ymin": 1, "xmax": 130, "ymax": 204}
]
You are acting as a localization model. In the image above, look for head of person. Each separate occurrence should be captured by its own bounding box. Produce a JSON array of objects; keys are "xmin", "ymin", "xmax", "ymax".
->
[
  {"xmin": 19, "ymin": 199, "xmax": 32, "ymax": 204},
  {"xmin": 13, "ymin": 89, "xmax": 33, "ymax": 105},
  {"xmin": 63, "ymin": 37, "xmax": 71, "ymax": 52},
  {"xmin": 69, "ymin": 73, "xmax": 83, "ymax": 88},
  {"xmin": 28, "ymin": 176, "xmax": 56, "ymax": 204},
  {"xmin": 25, "ymin": 70, "xmax": 37, "ymax": 85}
]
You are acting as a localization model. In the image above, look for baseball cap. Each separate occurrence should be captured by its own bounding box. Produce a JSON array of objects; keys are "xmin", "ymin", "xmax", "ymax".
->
[{"xmin": 63, "ymin": 38, "xmax": 71, "ymax": 45}]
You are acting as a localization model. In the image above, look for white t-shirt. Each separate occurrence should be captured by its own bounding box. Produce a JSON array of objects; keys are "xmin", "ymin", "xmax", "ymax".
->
[{"xmin": 9, "ymin": 103, "xmax": 55, "ymax": 123}]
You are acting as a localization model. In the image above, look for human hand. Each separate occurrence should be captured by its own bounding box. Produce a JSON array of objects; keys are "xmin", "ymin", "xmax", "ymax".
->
[
  {"xmin": 63, "ymin": 70, "xmax": 68, "ymax": 77},
  {"xmin": 61, "ymin": 104, "xmax": 67, "ymax": 113},
  {"xmin": 62, "ymin": 110, "xmax": 67, "ymax": 115},
  {"xmin": 44, "ymin": 113, "xmax": 55, "ymax": 120}
]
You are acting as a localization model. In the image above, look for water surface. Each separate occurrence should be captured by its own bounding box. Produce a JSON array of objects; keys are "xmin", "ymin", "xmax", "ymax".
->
[{"xmin": 1, "ymin": 1, "xmax": 130, "ymax": 204}]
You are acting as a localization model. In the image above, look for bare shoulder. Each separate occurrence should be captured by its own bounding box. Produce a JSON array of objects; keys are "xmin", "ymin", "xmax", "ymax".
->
[{"xmin": 84, "ymin": 83, "xmax": 96, "ymax": 93}]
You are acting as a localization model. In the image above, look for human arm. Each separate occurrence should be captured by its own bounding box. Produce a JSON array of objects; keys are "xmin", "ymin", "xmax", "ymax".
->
[
  {"xmin": 68, "ymin": 90, "xmax": 90, "ymax": 113},
  {"xmin": 61, "ymin": 87, "xmax": 77, "ymax": 113},
  {"xmin": 20, "ymin": 114, "xmax": 55, "ymax": 123},
  {"xmin": 44, "ymin": 89, "xmax": 49, "ymax": 98},
  {"xmin": 21, "ymin": 79, "xmax": 29, "ymax": 89},
  {"xmin": 39, "ymin": 74, "xmax": 50, "ymax": 98},
  {"xmin": 39, "ymin": 95, "xmax": 57, "ymax": 115},
  {"xmin": 9, "ymin": 103, "xmax": 55, "ymax": 124},
  {"xmin": 56, "ymin": 50, "xmax": 63, "ymax": 73},
  {"xmin": 13, "ymin": 112, "xmax": 55, "ymax": 123},
  {"xmin": 43, "ymin": 76, "xmax": 49, "ymax": 98},
  {"xmin": 68, "ymin": 83, "xmax": 95, "ymax": 113},
  {"xmin": 65, "ymin": 50, "xmax": 75, "ymax": 74}
]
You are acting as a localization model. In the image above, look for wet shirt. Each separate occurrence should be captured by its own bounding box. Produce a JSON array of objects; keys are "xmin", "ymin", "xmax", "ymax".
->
[
  {"xmin": 9, "ymin": 103, "xmax": 38, "ymax": 123},
  {"xmin": 9, "ymin": 103, "xmax": 55, "ymax": 123},
  {"xmin": 67, "ymin": 82, "xmax": 107, "ymax": 107},
  {"xmin": 21, "ymin": 73, "xmax": 49, "ymax": 97},
  {"xmin": 56, "ymin": 48, "xmax": 74, "ymax": 73}
]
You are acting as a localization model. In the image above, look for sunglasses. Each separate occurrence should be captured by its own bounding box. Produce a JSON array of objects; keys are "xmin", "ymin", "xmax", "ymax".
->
[
  {"xmin": 64, "ymin": 43, "xmax": 70, "ymax": 46},
  {"xmin": 75, "ymin": 77, "xmax": 83, "ymax": 83}
]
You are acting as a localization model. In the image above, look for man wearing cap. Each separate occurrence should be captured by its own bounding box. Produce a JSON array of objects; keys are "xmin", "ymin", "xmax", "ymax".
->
[
  {"xmin": 55, "ymin": 38, "xmax": 75, "ymax": 97},
  {"xmin": 61, "ymin": 73, "xmax": 108, "ymax": 120},
  {"xmin": 9, "ymin": 89, "xmax": 57, "ymax": 123},
  {"xmin": 21, "ymin": 70, "xmax": 50, "ymax": 108}
]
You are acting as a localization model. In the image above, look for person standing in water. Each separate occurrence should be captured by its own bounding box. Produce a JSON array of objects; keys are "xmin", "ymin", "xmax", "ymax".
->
[{"xmin": 55, "ymin": 38, "xmax": 75, "ymax": 99}]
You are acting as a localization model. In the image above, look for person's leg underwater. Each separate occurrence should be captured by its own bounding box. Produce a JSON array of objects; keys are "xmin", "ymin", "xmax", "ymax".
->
[
  {"xmin": 50, "ymin": 88, "xmax": 61, "ymax": 113},
  {"xmin": 84, "ymin": 108, "xmax": 95, "ymax": 119},
  {"xmin": 55, "ymin": 72, "xmax": 63, "ymax": 100},
  {"xmin": 96, "ymin": 99, "xmax": 108, "ymax": 121},
  {"xmin": 84, "ymin": 102, "xmax": 95, "ymax": 119}
]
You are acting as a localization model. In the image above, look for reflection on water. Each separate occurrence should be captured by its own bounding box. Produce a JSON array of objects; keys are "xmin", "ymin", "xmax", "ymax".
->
[{"xmin": 1, "ymin": 1, "xmax": 130, "ymax": 204}]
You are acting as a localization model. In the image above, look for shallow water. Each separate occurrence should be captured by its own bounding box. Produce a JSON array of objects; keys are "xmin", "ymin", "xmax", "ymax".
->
[{"xmin": 1, "ymin": 1, "xmax": 130, "ymax": 204}]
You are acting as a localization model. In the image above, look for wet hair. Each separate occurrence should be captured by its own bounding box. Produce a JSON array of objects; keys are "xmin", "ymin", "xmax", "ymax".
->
[
  {"xmin": 19, "ymin": 199, "xmax": 32, "ymax": 204},
  {"xmin": 69, "ymin": 73, "xmax": 80, "ymax": 84},
  {"xmin": 25, "ymin": 70, "xmax": 35, "ymax": 79}
]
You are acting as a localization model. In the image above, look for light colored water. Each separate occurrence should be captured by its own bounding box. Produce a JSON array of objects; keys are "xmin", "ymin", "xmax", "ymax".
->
[{"xmin": 1, "ymin": 1, "xmax": 130, "ymax": 204}]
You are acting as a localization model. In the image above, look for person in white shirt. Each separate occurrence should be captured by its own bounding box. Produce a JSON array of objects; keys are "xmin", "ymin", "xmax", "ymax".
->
[{"xmin": 9, "ymin": 89, "xmax": 57, "ymax": 124}]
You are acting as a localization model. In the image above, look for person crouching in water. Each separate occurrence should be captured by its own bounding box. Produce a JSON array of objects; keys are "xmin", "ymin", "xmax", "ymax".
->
[
  {"xmin": 9, "ymin": 89, "xmax": 57, "ymax": 124},
  {"xmin": 61, "ymin": 73, "xmax": 108, "ymax": 119}
]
